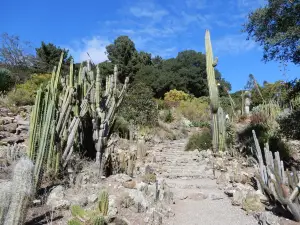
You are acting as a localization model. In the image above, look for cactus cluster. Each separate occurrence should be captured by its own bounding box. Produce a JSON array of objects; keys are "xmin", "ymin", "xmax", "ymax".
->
[
  {"xmin": 205, "ymin": 30, "xmax": 226, "ymax": 152},
  {"xmin": 252, "ymin": 130, "xmax": 300, "ymax": 221},
  {"xmin": 0, "ymin": 158, "xmax": 34, "ymax": 225},
  {"xmin": 68, "ymin": 190, "xmax": 109, "ymax": 224},
  {"xmin": 27, "ymin": 53, "xmax": 129, "ymax": 190}
]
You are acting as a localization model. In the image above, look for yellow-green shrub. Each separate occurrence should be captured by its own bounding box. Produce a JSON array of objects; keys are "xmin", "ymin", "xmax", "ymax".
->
[
  {"xmin": 7, "ymin": 73, "xmax": 51, "ymax": 106},
  {"xmin": 177, "ymin": 97, "xmax": 210, "ymax": 123},
  {"xmin": 164, "ymin": 89, "xmax": 189, "ymax": 107}
]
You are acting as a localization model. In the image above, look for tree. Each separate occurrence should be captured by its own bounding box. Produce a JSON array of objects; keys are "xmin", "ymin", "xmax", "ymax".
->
[
  {"xmin": 135, "ymin": 50, "xmax": 231, "ymax": 98},
  {"xmin": 35, "ymin": 42, "xmax": 71, "ymax": 72},
  {"xmin": 0, "ymin": 33, "xmax": 34, "ymax": 67},
  {"xmin": 106, "ymin": 36, "xmax": 138, "ymax": 82},
  {"xmin": 243, "ymin": 0, "xmax": 300, "ymax": 64},
  {"xmin": 0, "ymin": 33, "xmax": 35, "ymax": 82}
]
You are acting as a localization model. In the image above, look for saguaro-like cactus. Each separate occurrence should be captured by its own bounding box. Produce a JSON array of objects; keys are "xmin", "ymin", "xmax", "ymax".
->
[
  {"xmin": 205, "ymin": 30, "xmax": 223, "ymax": 152},
  {"xmin": 4, "ymin": 158, "xmax": 35, "ymax": 225}
]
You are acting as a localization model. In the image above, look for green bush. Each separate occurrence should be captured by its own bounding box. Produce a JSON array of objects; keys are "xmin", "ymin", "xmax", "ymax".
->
[
  {"xmin": 277, "ymin": 109, "xmax": 300, "ymax": 140},
  {"xmin": 7, "ymin": 73, "xmax": 51, "ymax": 106},
  {"xmin": 164, "ymin": 110, "xmax": 174, "ymax": 123},
  {"xmin": 177, "ymin": 97, "xmax": 210, "ymax": 123},
  {"xmin": 191, "ymin": 121, "xmax": 210, "ymax": 128},
  {"xmin": 111, "ymin": 116, "xmax": 130, "ymax": 138},
  {"xmin": 119, "ymin": 82, "xmax": 158, "ymax": 126},
  {"xmin": 185, "ymin": 128, "xmax": 212, "ymax": 151},
  {"xmin": 0, "ymin": 68, "xmax": 14, "ymax": 93}
]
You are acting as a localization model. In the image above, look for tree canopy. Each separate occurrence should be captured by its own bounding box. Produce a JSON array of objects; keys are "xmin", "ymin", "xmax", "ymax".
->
[
  {"xmin": 243, "ymin": 0, "xmax": 300, "ymax": 64},
  {"xmin": 35, "ymin": 42, "xmax": 71, "ymax": 72}
]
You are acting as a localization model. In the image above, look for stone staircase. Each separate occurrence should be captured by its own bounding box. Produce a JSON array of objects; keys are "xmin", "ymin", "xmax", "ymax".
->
[{"xmin": 147, "ymin": 139, "xmax": 211, "ymax": 179}]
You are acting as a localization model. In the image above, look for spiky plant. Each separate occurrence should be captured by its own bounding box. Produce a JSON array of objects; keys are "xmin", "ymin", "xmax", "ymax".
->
[{"xmin": 4, "ymin": 158, "xmax": 35, "ymax": 225}]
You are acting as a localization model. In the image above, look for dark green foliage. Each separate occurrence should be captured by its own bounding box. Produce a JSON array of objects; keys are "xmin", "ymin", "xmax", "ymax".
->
[
  {"xmin": 0, "ymin": 68, "xmax": 13, "ymax": 92},
  {"xmin": 185, "ymin": 128, "xmax": 212, "ymax": 151},
  {"xmin": 106, "ymin": 36, "xmax": 138, "ymax": 82},
  {"xmin": 35, "ymin": 42, "xmax": 71, "ymax": 72},
  {"xmin": 191, "ymin": 121, "xmax": 210, "ymax": 128},
  {"xmin": 111, "ymin": 116, "xmax": 130, "ymax": 138},
  {"xmin": 164, "ymin": 110, "xmax": 174, "ymax": 123},
  {"xmin": 243, "ymin": 0, "xmax": 300, "ymax": 64},
  {"xmin": 277, "ymin": 109, "xmax": 300, "ymax": 140},
  {"xmin": 119, "ymin": 82, "xmax": 158, "ymax": 126},
  {"xmin": 135, "ymin": 50, "xmax": 231, "ymax": 98}
]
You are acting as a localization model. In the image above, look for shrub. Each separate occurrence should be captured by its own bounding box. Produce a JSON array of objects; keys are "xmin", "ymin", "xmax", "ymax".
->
[
  {"xmin": 185, "ymin": 128, "xmax": 212, "ymax": 151},
  {"xmin": 164, "ymin": 89, "xmax": 189, "ymax": 107},
  {"xmin": 7, "ymin": 73, "xmax": 51, "ymax": 106},
  {"xmin": 155, "ymin": 98, "xmax": 169, "ymax": 110},
  {"xmin": 111, "ymin": 116, "xmax": 130, "ymax": 138},
  {"xmin": 164, "ymin": 110, "xmax": 174, "ymax": 123},
  {"xmin": 0, "ymin": 68, "xmax": 14, "ymax": 93},
  {"xmin": 191, "ymin": 121, "xmax": 210, "ymax": 128},
  {"xmin": 177, "ymin": 97, "xmax": 210, "ymax": 123},
  {"xmin": 277, "ymin": 109, "xmax": 300, "ymax": 140},
  {"xmin": 119, "ymin": 82, "xmax": 158, "ymax": 126}
]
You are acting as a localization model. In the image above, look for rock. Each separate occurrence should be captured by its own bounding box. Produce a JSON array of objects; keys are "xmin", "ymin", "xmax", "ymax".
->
[
  {"xmin": 188, "ymin": 192, "xmax": 208, "ymax": 201},
  {"xmin": 254, "ymin": 211, "xmax": 280, "ymax": 225},
  {"xmin": 242, "ymin": 191, "xmax": 265, "ymax": 213},
  {"xmin": 0, "ymin": 123, "xmax": 18, "ymax": 133},
  {"xmin": 136, "ymin": 182, "xmax": 148, "ymax": 192},
  {"xmin": 216, "ymin": 172, "xmax": 229, "ymax": 185},
  {"xmin": 108, "ymin": 195, "xmax": 118, "ymax": 217},
  {"xmin": 209, "ymin": 193, "xmax": 224, "ymax": 200},
  {"xmin": 46, "ymin": 185, "xmax": 70, "ymax": 209},
  {"xmin": 87, "ymin": 194, "xmax": 98, "ymax": 203},
  {"xmin": 68, "ymin": 194, "xmax": 88, "ymax": 206},
  {"xmin": 123, "ymin": 180, "xmax": 137, "ymax": 189},
  {"xmin": 111, "ymin": 173, "xmax": 132, "ymax": 183},
  {"xmin": 0, "ymin": 117, "xmax": 14, "ymax": 125},
  {"xmin": 232, "ymin": 190, "xmax": 247, "ymax": 206},
  {"xmin": 127, "ymin": 189, "xmax": 149, "ymax": 211},
  {"xmin": 224, "ymin": 188, "xmax": 236, "ymax": 197},
  {"xmin": 255, "ymin": 190, "xmax": 268, "ymax": 204},
  {"xmin": 0, "ymin": 134, "xmax": 24, "ymax": 145}
]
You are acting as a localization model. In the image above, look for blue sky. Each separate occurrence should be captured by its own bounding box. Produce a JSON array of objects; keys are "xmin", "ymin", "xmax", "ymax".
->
[{"xmin": 1, "ymin": 0, "xmax": 299, "ymax": 92}]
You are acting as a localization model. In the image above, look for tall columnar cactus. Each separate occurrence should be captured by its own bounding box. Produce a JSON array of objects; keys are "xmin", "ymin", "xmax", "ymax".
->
[
  {"xmin": 28, "ymin": 52, "xmax": 129, "ymax": 190},
  {"xmin": 205, "ymin": 30, "xmax": 221, "ymax": 152},
  {"xmin": 217, "ymin": 107, "xmax": 226, "ymax": 151},
  {"xmin": 4, "ymin": 158, "xmax": 35, "ymax": 225}
]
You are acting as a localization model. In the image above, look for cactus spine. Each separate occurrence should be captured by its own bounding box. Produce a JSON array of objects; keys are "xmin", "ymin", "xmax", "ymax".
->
[{"xmin": 4, "ymin": 158, "xmax": 34, "ymax": 225}]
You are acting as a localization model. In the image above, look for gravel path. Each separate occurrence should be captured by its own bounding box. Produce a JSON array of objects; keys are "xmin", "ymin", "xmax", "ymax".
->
[{"xmin": 148, "ymin": 139, "xmax": 258, "ymax": 225}]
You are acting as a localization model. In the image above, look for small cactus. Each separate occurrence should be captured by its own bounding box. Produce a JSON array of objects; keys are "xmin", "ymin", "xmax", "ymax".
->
[
  {"xmin": 93, "ymin": 216, "xmax": 105, "ymax": 225},
  {"xmin": 98, "ymin": 190, "xmax": 109, "ymax": 216},
  {"xmin": 5, "ymin": 158, "xmax": 35, "ymax": 225},
  {"xmin": 0, "ymin": 181, "xmax": 12, "ymax": 224}
]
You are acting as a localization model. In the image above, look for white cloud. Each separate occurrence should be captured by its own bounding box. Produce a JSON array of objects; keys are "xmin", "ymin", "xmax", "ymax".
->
[
  {"xmin": 66, "ymin": 36, "xmax": 110, "ymax": 63},
  {"xmin": 213, "ymin": 34, "xmax": 257, "ymax": 54},
  {"xmin": 130, "ymin": 7, "xmax": 168, "ymax": 20}
]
